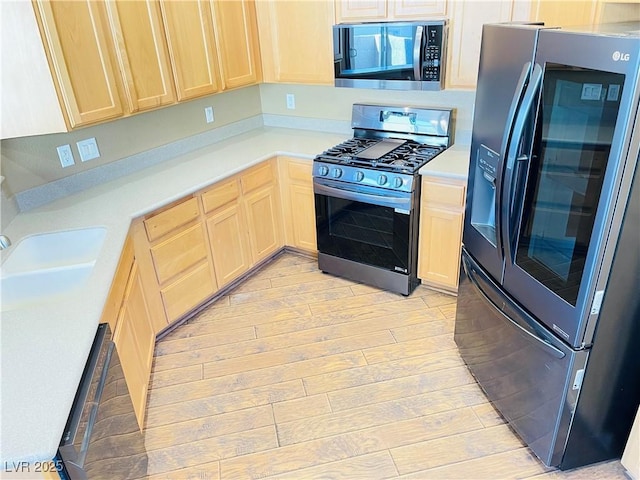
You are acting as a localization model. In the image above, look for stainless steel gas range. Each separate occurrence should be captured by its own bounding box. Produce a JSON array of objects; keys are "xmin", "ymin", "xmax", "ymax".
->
[{"xmin": 313, "ymin": 103, "xmax": 453, "ymax": 295}]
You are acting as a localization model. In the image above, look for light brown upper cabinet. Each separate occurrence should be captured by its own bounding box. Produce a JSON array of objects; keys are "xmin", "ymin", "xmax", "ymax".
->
[
  {"xmin": 446, "ymin": 0, "xmax": 530, "ymax": 89},
  {"xmin": 530, "ymin": 0, "xmax": 598, "ymax": 27},
  {"xmin": 336, "ymin": 0, "xmax": 447, "ymax": 22},
  {"xmin": 255, "ymin": 0, "xmax": 334, "ymax": 85},
  {"xmin": 159, "ymin": 0, "xmax": 222, "ymax": 100},
  {"xmin": 4, "ymin": 1, "xmax": 262, "ymax": 138},
  {"xmin": 104, "ymin": 0, "xmax": 176, "ymax": 112},
  {"xmin": 211, "ymin": 0, "xmax": 262, "ymax": 89},
  {"xmin": 531, "ymin": 0, "xmax": 640, "ymax": 27},
  {"xmin": 32, "ymin": 0, "xmax": 124, "ymax": 129}
]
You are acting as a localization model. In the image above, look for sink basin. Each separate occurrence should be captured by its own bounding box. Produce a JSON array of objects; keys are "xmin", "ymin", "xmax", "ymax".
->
[
  {"xmin": 1, "ymin": 227, "xmax": 106, "ymax": 275},
  {"xmin": 1, "ymin": 264, "xmax": 94, "ymax": 311},
  {"xmin": 1, "ymin": 227, "xmax": 106, "ymax": 311}
]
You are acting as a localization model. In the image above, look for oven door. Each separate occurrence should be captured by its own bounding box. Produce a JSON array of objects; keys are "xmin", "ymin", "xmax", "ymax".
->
[{"xmin": 314, "ymin": 176, "xmax": 414, "ymax": 273}]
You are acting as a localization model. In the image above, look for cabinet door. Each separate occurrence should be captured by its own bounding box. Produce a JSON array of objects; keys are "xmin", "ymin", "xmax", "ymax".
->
[
  {"xmin": 279, "ymin": 158, "xmax": 317, "ymax": 253},
  {"xmin": 447, "ymin": 1, "xmax": 515, "ymax": 89},
  {"xmin": 211, "ymin": 0, "xmax": 262, "ymax": 89},
  {"xmin": 336, "ymin": 0, "xmax": 386, "ymax": 22},
  {"xmin": 114, "ymin": 261, "xmax": 154, "ymax": 430},
  {"xmin": 244, "ymin": 184, "xmax": 284, "ymax": 264},
  {"xmin": 418, "ymin": 177, "xmax": 466, "ymax": 291},
  {"xmin": 206, "ymin": 202, "xmax": 252, "ymax": 287},
  {"xmin": 622, "ymin": 408, "xmax": 640, "ymax": 479},
  {"xmin": 255, "ymin": 0, "xmax": 334, "ymax": 84},
  {"xmin": 390, "ymin": 0, "xmax": 447, "ymax": 18},
  {"xmin": 104, "ymin": 0, "xmax": 175, "ymax": 112},
  {"xmin": 418, "ymin": 206, "xmax": 464, "ymax": 289},
  {"xmin": 530, "ymin": 0, "xmax": 598, "ymax": 27},
  {"xmin": 160, "ymin": 0, "xmax": 221, "ymax": 100},
  {"xmin": 33, "ymin": 0, "xmax": 123, "ymax": 127},
  {"xmin": 288, "ymin": 183, "xmax": 317, "ymax": 252}
]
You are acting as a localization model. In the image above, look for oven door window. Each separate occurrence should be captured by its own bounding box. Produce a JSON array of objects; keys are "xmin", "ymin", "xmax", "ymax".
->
[{"xmin": 316, "ymin": 194, "xmax": 411, "ymax": 273}]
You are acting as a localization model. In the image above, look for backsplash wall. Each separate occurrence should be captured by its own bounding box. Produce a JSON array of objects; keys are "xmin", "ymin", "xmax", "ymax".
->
[
  {"xmin": 0, "ymin": 85, "xmax": 263, "ymax": 196},
  {"xmin": 259, "ymin": 84, "xmax": 476, "ymax": 144},
  {"xmin": 0, "ymin": 83, "xmax": 475, "ymax": 225}
]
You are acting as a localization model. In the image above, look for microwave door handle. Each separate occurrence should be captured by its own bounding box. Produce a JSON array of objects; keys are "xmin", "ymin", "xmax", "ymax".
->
[
  {"xmin": 413, "ymin": 26, "xmax": 424, "ymax": 81},
  {"xmin": 501, "ymin": 63, "xmax": 543, "ymax": 264}
]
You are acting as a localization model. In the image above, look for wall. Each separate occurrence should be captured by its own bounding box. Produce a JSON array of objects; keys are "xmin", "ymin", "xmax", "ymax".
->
[
  {"xmin": 259, "ymin": 84, "xmax": 476, "ymax": 144},
  {"xmin": 0, "ymin": 82, "xmax": 475, "ymax": 225},
  {"xmin": 0, "ymin": 85, "xmax": 262, "ymax": 197}
]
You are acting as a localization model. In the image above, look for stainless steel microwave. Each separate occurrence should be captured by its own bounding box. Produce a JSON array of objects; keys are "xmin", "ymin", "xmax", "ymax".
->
[{"xmin": 333, "ymin": 20, "xmax": 447, "ymax": 91}]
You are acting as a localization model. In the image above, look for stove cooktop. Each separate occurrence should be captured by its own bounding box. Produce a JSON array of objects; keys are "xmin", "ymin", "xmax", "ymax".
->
[{"xmin": 314, "ymin": 137, "xmax": 444, "ymax": 174}]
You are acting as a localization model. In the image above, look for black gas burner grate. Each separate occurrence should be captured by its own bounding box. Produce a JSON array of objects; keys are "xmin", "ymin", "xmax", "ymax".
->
[{"xmin": 316, "ymin": 138, "xmax": 444, "ymax": 173}]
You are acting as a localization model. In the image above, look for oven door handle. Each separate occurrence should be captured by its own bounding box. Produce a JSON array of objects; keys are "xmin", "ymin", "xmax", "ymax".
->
[{"xmin": 314, "ymin": 181, "xmax": 412, "ymax": 212}]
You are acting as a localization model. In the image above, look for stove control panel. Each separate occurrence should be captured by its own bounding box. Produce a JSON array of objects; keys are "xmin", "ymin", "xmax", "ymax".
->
[{"xmin": 313, "ymin": 162, "xmax": 415, "ymax": 193}]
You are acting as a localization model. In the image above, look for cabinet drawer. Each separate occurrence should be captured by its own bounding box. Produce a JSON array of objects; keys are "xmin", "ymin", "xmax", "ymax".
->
[
  {"xmin": 422, "ymin": 180, "xmax": 466, "ymax": 208},
  {"xmin": 150, "ymin": 224, "xmax": 208, "ymax": 284},
  {"xmin": 202, "ymin": 178, "xmax": 240, "ymax": 214},
  {"xmin": 241, "ymin": 161, "xmax": 275, "ymax": 194},
  {"xmin": 161, "ymin": 262, "xmax": 215, "ymax": 322},
  {"xmin": 286, "ymin": 160, "xmax": 312, "ymax": 183},
  {"xmin": 144, "ymin": 197, "xmax": 199, "ymax": 242}
]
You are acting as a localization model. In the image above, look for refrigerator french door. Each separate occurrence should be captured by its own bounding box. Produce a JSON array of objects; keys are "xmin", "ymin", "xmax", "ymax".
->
[{"xmin": 456, "ymin": 22, "xmax": 640, "ymax": 469}]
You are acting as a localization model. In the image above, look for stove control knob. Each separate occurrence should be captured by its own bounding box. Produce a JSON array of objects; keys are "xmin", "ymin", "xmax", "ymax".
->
[
  {"xmin": 355, "ymin": 171, "xmax": 365, "ymax": 182},
  {"xmin": 393, "ymin": 177, "xmax": 403, "ymax": 188},
  {"xmin": 332, "ymin": 168, "xmax": 343, "ymax": 178},
  {"xmin": 378, "ymin": 174, "xmax": 388, "ymax": 186},
  {"xmin": 318, "ymin": 165, "xmax": 329, "ymax": 176}
]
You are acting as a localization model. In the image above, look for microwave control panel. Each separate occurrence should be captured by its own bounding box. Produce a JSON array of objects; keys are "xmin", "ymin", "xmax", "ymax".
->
[{"xmin": 422, "ymin": 25, "xmax": 445, "ymax": 83}]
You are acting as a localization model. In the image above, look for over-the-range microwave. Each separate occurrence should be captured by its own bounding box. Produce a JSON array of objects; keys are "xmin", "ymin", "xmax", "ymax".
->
[{"xmin": 333, "ymin": 20, "xmax": 447, "ymax": 91}]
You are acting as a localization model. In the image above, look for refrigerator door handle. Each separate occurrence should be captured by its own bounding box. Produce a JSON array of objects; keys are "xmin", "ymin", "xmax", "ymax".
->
[
  {"xmin": 495, "ymin": 62, "xmax": 532, "ymax": 256},
  {"xmin": 501, "ymin": 63, "xmax": 543, "ymax": 264},
  {"xmin": 498, "ymin": 62, "xmax": 532, "ymax": 163},
  {"xmin": 463, "ymin": 251, "xmax": 566, "ymax": 359}
]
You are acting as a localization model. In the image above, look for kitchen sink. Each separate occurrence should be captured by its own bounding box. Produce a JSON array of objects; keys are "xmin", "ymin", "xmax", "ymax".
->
[
  {"xmin": 1, "ymin": 264, "xmax": 95, "ymax": 311},
  {"xmin": 1, "ymin": 227, "xmax": 106, "ymax": 311}
]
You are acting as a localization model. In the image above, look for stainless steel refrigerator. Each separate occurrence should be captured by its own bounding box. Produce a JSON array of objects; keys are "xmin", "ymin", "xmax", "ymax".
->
[{"xmin": 454, "ymin": 22, "xmax": 640, "ymax": 469}]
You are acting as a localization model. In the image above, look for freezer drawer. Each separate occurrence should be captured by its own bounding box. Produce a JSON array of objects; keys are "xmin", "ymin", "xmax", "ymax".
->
[{"xmin": 454, "ymin": 249, "xmax": 588, "ymax": 467}]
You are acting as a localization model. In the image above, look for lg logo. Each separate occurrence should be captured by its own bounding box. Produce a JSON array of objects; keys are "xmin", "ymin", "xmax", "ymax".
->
[{"xmin": 612, "ymin": 51, "xmax": 630, "ymax": 62}]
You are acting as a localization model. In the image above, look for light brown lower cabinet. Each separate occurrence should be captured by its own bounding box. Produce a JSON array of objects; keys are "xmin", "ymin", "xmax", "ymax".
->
[
  {"xmin": 418, "ymin": 175, "xmax": 466, "ymax": 292},
  {"xmin": 112, "ymin": 260, "xmax": 154, "ymax": 430},
  {"xmin": 623, "ymin": 407, "xmax": 640, "ymax": 479},
  {"xmin": 132, "ymin": 196, "xmax": 218, "ymax": 331},
  {"xmin": 240, "ymin": 159, "xmax": 284, "ymax": 264},
  {"xmin": 244, "ymin": 182, "xmax": 283, "ymax": 263},
  {"xmin": 278, "ymin": 156, "xmax": 317, "ymax": 254},
  {"xmin": 202, "ymin": 178, "xmax": 252, "ymax": 288},
  {"xmin": 98, "ymin": 234, "xmax": 154, "ymax": 431}
]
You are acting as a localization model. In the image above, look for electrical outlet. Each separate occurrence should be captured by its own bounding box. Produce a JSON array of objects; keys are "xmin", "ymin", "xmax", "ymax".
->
[
  {"xmin": 205, "ymin": 106, "xmax": 214, "ymax": 123},
  {"xmin": 286, "ymin": 94, "xmax": 295, "ymax": 110},
  {"xmin": 77, "ymin": 138, "xmax": 100, "ymax": 162},
  {"xmin": 57, "ymin": 145, "xmax": 75, "ymax": 168}
]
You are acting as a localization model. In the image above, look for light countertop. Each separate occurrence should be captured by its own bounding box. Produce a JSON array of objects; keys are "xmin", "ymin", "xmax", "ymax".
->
[
  {"xmin": 0, "ymin": 126, "xmax": 469, "ymax": 464},
  {"xmin": 419, "ymin": 143, "xmax": 471, "ymax": 181}
]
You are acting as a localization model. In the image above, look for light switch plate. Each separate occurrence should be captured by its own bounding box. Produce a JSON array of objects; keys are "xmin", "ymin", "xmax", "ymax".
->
[
  {"xmin": 57, "ymin": 144, "xmax": 75, "ymax": 168},
  {"xmin": 77, "ymin": 138, "xmax": 100, "ymax": 162}
]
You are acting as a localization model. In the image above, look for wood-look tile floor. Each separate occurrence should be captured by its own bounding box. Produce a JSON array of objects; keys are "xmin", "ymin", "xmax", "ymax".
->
[{"xmin": 142, "ymin": 252, "xmax": 627, "ymax": 480}]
